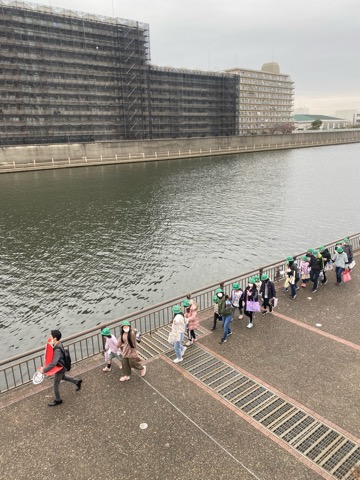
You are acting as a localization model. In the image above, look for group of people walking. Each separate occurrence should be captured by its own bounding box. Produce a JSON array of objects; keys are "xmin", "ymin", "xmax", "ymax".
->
[
  {"xmin": 42, "ymin": 238, "xmax": 354, "ymax": 404},
  {"xmin": 169, "ymin": 237, "xmax": 355, "ymax": 353}
]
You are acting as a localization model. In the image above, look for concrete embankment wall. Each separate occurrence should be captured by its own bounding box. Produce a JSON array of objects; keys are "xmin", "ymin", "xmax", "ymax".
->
[{"xmin": 1, "ymin": 130, "xmax": 360, "ymax": 165}]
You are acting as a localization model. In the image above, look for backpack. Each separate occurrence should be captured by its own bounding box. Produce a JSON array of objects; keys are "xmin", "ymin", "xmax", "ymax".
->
[{"xmin": 61, "ymin": 346, "xmax": 72, "ymax": 371}]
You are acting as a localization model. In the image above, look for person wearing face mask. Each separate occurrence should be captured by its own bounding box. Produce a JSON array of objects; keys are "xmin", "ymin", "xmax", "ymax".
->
[
  {"xmin": 117, "ymin": 321, "xmax": 146, "ymax": 382},
  {"xmin": 241, "ymin": 278, "xmax": 259, "ymax": 329},
  {"xmin": 218, "ymin": 289, "xmax": 233, "ymax": 344}
]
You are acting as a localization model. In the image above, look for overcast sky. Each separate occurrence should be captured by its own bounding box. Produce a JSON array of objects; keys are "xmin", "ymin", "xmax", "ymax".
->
[{"xmin": 38, "ymin": 0, "xmax": 360, "ymax": 115}]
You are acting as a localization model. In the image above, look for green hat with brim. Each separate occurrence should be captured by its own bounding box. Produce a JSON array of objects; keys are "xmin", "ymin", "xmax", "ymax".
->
[
  {"xmin": 182, "ymin": 299, "xmax": 191, "ymax": 307},
  {"xmin": 172, "ymin": 305, "xmax": 181, "ymax": 314},
  {"xmin": 248, "ymin": 277, "xmax": 255, "ymax": 284},
  {"xmin": 286, "ymin": 256, "xmax": 294, "ymax": 262},
  {"xmin": 301, "ymin": 256, "xmax": 308, "ymax": 261},
  {"xmin": 343, "ymin": 238, "xmax": 349, "ymax": 243},
  {"xmin": 121, "ymin": 320, "xmax": 131, "ymax": 327},
  {"xmin": 212, "ymin": 295, "xmax": 219, "ymax": 303},
  {"xmin": 307, "ymin": 248, "xmax": 314, "ymax": 253},
  {"xmin": 318, "ymin": 246, "xmax": 325, "ymax": 252},
  {"xmin": 232, "ymin": 282, "xmax": 240, "ymax": 290},
  {"xmin": 313, "ymin": 250, "xmax": 319, "ymax": 256},
  {"xmin": 253, "ymin": 275, "xmax": 260, "ymax": 281},
  {"xmin": 215, "ymin": 288, "xmax": 223, "ymax": 293},
  {"xmin": 336, "ymin": 247, "xmax": 343, "ymax": 253},
  {"xmin": 101, "ymin": 327, "xmax": 111, "ymax": 336},
  {"xmin": 261, "ymin": 274, "xmax": 269, "ymax": 281}
]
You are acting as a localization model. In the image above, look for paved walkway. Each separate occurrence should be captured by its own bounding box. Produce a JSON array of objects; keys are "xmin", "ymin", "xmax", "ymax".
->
[{"xmin": 1, "ymin": 253, "xmax": 359, "ymax": 480}]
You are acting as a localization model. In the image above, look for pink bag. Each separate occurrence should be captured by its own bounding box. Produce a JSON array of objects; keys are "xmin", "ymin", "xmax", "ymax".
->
[
  {"xmin": 342, "ymin": 270, "xmax": 351, "ymax": 282},
  {"xmin": 246, "ymin": 300, "xmax": 261, "ymax": 312}
]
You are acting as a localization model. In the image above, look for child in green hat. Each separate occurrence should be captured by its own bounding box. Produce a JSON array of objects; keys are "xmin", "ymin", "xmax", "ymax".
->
[{"xmin": 101, "ymin": 327, "xmax": 122, "ymax": 372}]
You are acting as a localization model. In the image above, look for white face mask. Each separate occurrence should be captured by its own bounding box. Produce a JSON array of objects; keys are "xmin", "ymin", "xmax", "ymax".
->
[
  {"xmin": 248, "ymin": 283, "xmax": 254, "ymax": 288},
  {"xmin": 123, "ymin": 327, "xmax": 130, "ymax": 333}
]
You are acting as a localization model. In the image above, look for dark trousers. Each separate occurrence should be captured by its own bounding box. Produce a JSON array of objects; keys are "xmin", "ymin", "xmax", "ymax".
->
[
  {"xmin": 262, "ymin": 298, "xmax": 273, "ymax": 312},
  {"xmin": 244, "ymin": 310, "xmax": 254, "ymax": 323},
  {"xmin": 53, "ymin": 369, "xmax": 78, "ymax": 401},
  {"xmin": 335, "ymin": 266, "xmax": 344, "ymax": 283},
  {"xmin": 188, "ymin": 329, "xmax": 196, "ymax": 341},
  {"xmin": 310, "ymin": 270, "xmax": 320, "ymax": 290},
  {"xmin": 321, "ymin": 270, "xmax": 327, "ymax": 284},
  {"xmin": 212, "ymin": 313, "xmax": 222, "ymax": 329}
]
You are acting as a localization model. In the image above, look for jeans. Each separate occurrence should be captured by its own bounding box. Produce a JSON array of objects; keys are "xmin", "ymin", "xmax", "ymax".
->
[
  {"xmin": 335, "ymin": 266, "xmax": 344, "ymax": 283},
  {"xmin": 310, "ymin": 270, "xmax": 320, "ymax": 290},
  {"xmin": 174, "ymin": 333, "xmax": 185, "ymax": 360},
  {"xmin": 53, "ymin": 369, "xmax": 78, "ymax": 401},
  {"xmin": 221, "ymin": 314, "xmax": 232, "ymax": 341},
  {"xmin": 290, "ymin": 281, "xmax": 298, "ymax": 297}
]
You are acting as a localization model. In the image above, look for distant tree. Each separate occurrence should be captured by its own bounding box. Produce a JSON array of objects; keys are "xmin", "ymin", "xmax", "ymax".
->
[
  {"xmin": 268, "ymin": 122, "xmax": 295, "ymax": 134},
  {"xmin": 310, "ymin": 119, "xmax": 322, "ymax": 130}
]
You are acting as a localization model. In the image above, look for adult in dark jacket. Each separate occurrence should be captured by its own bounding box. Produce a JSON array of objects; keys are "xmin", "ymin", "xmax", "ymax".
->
[
  {"xmin": 319, "ymin": 245, "xmax": 331, "ymax": 285},
  {"xmin": 218, "ymin": 290, "xmax": 233, "ymax": 344},
  {"xmin": 260, "ymin": 274, "xmax": 277, "ymax": 313},
  {"xmin": 307, "ymin": 250, "xmax": 322, "ymax": 293},
  {"xmin": 241, "ymin": 278, "xmax": 259, "ymax": 329},
  {"xmin": 342, "ymin": 238, "xmax": 353, "ymax": 264},
  {"xmin": 39, "ymin": 329, "xmax": 82, "ymax": 406}
]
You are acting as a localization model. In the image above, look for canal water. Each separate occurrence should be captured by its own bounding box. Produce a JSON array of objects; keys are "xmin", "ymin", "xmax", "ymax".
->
[{"xmin": 1, "ymin": 143, "xmax": 359, "ymax": 359}]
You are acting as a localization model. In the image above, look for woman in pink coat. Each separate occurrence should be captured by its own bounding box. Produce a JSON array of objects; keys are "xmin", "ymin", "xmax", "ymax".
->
[{"xmin": 183, "ymin": 299, "xmax": 200, "ymax": 345}]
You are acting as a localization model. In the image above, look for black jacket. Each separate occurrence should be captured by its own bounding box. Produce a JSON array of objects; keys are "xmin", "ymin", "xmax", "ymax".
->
[
  {"xmin": 260, "ymin": 280, "xmax": 276, "ymax": 299},
  {"xmin": 241, "ymin": 286, "xmax": 259, "ymax": 306},
  {"xmin": 308, "ymin": 254, "xmax": 321, "ymax": 272}
]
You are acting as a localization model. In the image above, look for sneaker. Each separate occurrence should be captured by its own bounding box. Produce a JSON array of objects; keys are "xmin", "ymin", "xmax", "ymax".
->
[
  {"xmin": 247, "ymin": 323, "xmax": 253, "ymax": 329},
  {"xmin": 76, "ymin": 380, "xmax": 83, "ymax": 391},
  {"xmin": 311, "ymin": 289, "xmax": 317, "ymax": 293},
  {"xmin": 210, "ymin": 327, "xmax": 216, "ymax": 331},
  {"xmin": 185, "ymin": 341, "xmax": 193, "ymax": 346},
  {"xmin": 301, "ymin": 283, "xmax": 307, "ymax": 288},
  {"xmin": 140, "ymin": 366, "xmax": 146, "ymax": 377},
  {"xmin": 295, "ymin": 286, "xmax": 300, "ymax": 290},
  {"xmin": 102, "ymin": 366, "xmax": 111, "ymax": 372},
  {"xmin": 261, "ymin": 311, "xmax": 268, "ymax": 316},
  {"xmin": 283, "ymin": 288, "xmax": 288, "ymax": 293},
  {"xmin": 48, "ymin": 399, "xmax": 62, "ymax": 407},
  {"xmin": 173, "ymin": 358, "xmax": 183, "ymax": 363},
  {"xmin": 119, "ymin": 376, "xmax": 130, "ymax": 382},
  {"xmin": 238, "ymin": 315, "xmax": 243, "ymax": 319},
  {"xmin": 322, "ymin": 280, "xmax": 328, "ymax": 285},
  {"xmin": 219, "ymin": 339, "xmax": 227, "ymax": 344},
  {"xmin": 181, "ymin": 346, "xmax": 187, "ymax": 356},
  {"xmin": 290, "ymin": 294, "xmax": 297, "ymax": 299},
  {"xmin": 228, "ymin": 331, "xmax": 232, "ymax": 336}
]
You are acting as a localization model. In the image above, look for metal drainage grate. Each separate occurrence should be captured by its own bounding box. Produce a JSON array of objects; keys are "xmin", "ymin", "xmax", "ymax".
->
[{"xmin": 166, "ymin": 345, "xmax": 360, "ymax": 479}]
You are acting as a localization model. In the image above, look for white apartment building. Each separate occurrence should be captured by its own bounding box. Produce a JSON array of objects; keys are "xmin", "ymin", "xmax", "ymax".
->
[{"xmin": 226, "ymin": 63, "xmax": 294, "ymax": 134}]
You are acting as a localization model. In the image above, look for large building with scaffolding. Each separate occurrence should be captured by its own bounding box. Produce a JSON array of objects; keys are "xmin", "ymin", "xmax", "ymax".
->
[{"xmin": 0, "ymin": 0, "xmax": 293, "ymax": 146}]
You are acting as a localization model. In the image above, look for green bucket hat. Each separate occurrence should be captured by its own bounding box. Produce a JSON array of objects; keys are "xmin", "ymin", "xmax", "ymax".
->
[
  {"xmin": 232, "ymin": 282, "xmax": 240, "ymax": 290},
  {"xmin": 286, "ymin": 256, "xmax": 293, "ymax": 262},
  {"xmin": 215, "ymin": 288, "xmax": 223, "ymax": 293},
  {"xmin": 248, "ymin": 277, "xmax": 255, "ymax": 284},
  {"xmin": 336, "ymin": 247, "xmax": 343, "ymax": 253},
  {"xmin": 301, "ymin": 256, "xmax": 308, "ymax": 261},
  {"xmin": 343, "ymin": 237, "xmax": 349, "ymax": 243},
  {"xmin": 253, "ymin": 275, "xmax": 260, "ymax": 281},
  {"xmin": 335, "ymin": 241, "xmax": 342, "ymax": 245},
  {"xmin": 307, "ymin": 248, "xmax": 314, "ymax": 254},
  {"xmin": 261, "ymin": 273, "xmax": 269, "ymax": 281},
  {"xmin": 121, "ymin": 320, "xmax": 131, "ymax": 327},
  {"xmin": 312, "ymin": 250, "xmax": 319, "ymax": 256},
  {"xmin": 101, "ymin": 327, "xmax": 111, "ymax": 336},
  {"xmin": 182, "ymin": 299, "xmax": 191, "ymax": 307},
  {"xmin": 318, "ymin": 246, "xmax": 325, "ymax": 252},
  {"xmin": 172, "ymin": 305, "xmax": 181, "ymax": 314},
  {"xmin": 212, "ymin": 295, "xmax": 219, "ymax": 303}
]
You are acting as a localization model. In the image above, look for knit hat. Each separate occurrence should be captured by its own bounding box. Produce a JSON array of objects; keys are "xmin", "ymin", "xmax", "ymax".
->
[
  {"xmin": 172, "ymin": 305, "xmax": 181, "ymax": 314},
  {"xmin": 101, "ymin": 327, "xmax": 111, "ymax": 336},
  {"xmin": 261, "ymin": 273, "xmax": 269, "ymax": 281},
  {"xmin": 232, "ymin": 282, "xmax": 240, "ymax": 290},
  {"xmin": 182, "ymin": 299, "xmax": 191, "ymax": 307}
]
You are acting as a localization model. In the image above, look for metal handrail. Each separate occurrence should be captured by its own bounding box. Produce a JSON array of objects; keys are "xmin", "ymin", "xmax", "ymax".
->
[{"xmin": 1, "ymin": 233, "xmax": 359, "ymax": 392}]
